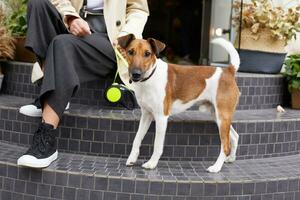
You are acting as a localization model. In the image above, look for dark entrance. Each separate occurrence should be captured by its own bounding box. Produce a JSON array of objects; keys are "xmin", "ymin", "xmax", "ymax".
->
[{"xmin": 144, "ymin": 0, "xmax": 212, "ymax": 65}]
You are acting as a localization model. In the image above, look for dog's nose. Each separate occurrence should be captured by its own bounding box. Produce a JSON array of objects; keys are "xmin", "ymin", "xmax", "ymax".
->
[{"xmin": 130, "ymin": 69, "xmax": 142, "ymax": 80}]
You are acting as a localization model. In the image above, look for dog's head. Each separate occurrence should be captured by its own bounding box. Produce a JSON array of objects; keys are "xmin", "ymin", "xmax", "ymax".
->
[{"xmin": 117, "ymin": 34, "xmax": 166, "ymax": 82}]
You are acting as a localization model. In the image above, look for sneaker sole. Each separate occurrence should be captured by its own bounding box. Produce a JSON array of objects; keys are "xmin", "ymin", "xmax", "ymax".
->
[{"xmin": 17, "ymin": 151, "xmax": 58, "ymax": 168}]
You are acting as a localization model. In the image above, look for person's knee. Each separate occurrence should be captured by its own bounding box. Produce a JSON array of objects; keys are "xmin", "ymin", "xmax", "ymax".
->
[
  {"xmin": 53, "ymin": 34, "xmax": 75, "ymax": 43},
  {"xmin": 51, "ymin": 34, "xmax": 77, "ymax": 49},
  {"xmin": 27, "ymin": 0, "xmax": 49, "ymax": 10}
]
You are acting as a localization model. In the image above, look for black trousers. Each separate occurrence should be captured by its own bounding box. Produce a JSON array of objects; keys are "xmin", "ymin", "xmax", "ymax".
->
[{"xmin": 25, "ymin": 0, "xmax": 116, "ymax": 118}]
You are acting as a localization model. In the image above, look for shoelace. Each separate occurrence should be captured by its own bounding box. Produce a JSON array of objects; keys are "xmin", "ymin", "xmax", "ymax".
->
[{"xmin": 29, "ymin": 125, "xmax": 53, "ymax": 154}]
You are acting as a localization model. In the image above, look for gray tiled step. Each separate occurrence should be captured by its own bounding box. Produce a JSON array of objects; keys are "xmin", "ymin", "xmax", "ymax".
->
[
  {"xmin": 1, "ymin": 95, "xmax": 300, "ymax": 161},
  {"xmin": 0, "ymin": 142, "xmax": 300, "ymax": 200},
  {"xmin": 0, "ymin": 61, "xmax": 288, "ymax": 110}
]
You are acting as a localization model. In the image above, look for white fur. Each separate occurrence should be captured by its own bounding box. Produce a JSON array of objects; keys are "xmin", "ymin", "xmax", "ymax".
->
[
  {"xmin": 211, "ymin": 38, "xmax": 240, "ymax": 71},
  {"xmin": 206, "ymin": 113, "xmax": 226, "ymax": 173},
  {"xmin": 225, "ymin": 126, "xmax": 239, "ymax": 163},
  {"xmin": 127, "ymin": 59, "xmax": 169, "ymax": 169},
  {"xmin": 127, "ymin": 39, "xmax": 239, "ymax": 172}
]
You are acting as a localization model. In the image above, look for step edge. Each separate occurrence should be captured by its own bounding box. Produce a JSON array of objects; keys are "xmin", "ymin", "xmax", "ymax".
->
[
  {"xmin": 0, "ymin": 159, "xmax": 298, "ymax": 184},
  {"xmin": 1, "ymin": 142, "xmax": 300, "ymax": 184},
  {"xmin": 1, "ymin": 104, "xmax": 300, "ymax": 123},
  {"xmin": 2, "ymin": 61, "xmax": 284, "ymax": 78}
]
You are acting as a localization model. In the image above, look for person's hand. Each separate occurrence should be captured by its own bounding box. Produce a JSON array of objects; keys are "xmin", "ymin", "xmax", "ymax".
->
[
  {"xmin": 68, "ymin": 17, "xmax": 91, "ymax": 37},
  {"xmin": 112, "ymin": 39, "xmax": 118, "ymax": 47},
  {"xmin": 114, "ymin": 38, "xmax": 128, "ymax": 59}
]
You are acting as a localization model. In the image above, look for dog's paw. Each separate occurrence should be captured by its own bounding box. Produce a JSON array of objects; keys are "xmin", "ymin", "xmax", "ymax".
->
[
  {"xmin": 225, "ymin": 155, "xmax": 236, "ymax": 163},
  {"xmin": 126, "ymin": 152, "xmax": 139, "ymax": 166},
  {"xmin": 206, "ymin": 165, "xmax": 221, "ymax": 173},
  {"xmin": 142, "ymin": 160, "xmax": 158, "ymax": 170}
]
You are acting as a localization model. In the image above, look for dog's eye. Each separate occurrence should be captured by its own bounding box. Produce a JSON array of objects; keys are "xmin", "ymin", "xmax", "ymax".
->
[
  {"xmin": 144, "ymin": 51, "xmax": 151, "ymax": 57},
  {"xmin": 127, "ymin": 49, "xmax": 134, "ymax": 56}
]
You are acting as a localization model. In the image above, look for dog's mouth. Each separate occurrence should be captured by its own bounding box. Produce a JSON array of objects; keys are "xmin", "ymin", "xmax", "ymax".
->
[
  {"xmin": 131, "ymin": 78, "xmax": 140, "ymax": 82},
  {"xmin": 129, "ymin": 65, "xmax": 157, "ymax": 83},
  {"xmin": 129, "ymin": 70, "xmax": 145, "ymax": 82},
  {"xmin": 130, "ymin": 76, "xmax": 143, "ymax": 82}
]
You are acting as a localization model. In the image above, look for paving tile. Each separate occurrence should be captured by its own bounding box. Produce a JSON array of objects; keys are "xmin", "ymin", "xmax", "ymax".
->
[
  {"xmin": 76, "ymin": 189, "xmax": 89, "ymax": 200},
  {"xmin": 63, "ymin": 187, "xmax": 76, "ymax": 200},
  {"xmin": 68, "ymin": 174, "xmax": 81, "ymax": 188},
  {"xmin": 50, "ymin": 185, "xmax": 63, "ymax": 199},
  {"xmin": 26, "ymin": 182, "xmax": 38, "ymax": 195}
]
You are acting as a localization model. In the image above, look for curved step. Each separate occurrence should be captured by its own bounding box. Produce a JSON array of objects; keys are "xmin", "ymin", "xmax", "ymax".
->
[
  {"xmin": 0, "ymin": 61, "xmax": 288, "ymax": 110},
  {"xmin": 1, "ymin": 95, "xmax": 299, "ymax": 161},
  {"xmin": 0, "ymin": 142, "xmax": 300, "ymax": 199}
]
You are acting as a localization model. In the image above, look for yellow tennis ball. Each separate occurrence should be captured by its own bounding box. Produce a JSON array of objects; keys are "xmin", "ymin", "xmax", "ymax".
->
[{"xmin": 106, "ymin": 87, "xmax": 122, "ymax": 103}]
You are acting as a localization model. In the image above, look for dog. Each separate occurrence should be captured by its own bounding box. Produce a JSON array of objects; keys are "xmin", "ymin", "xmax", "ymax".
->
[{"xmin": 117, "ymin": 35, "xmax": 240, "ymax": 173}]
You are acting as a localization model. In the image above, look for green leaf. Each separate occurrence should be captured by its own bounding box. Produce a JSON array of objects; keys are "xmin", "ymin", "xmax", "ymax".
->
[
  {"xmin": 283, "ymin": 54, "xmax": 300, "ymax": 90},
  {"xmin": 6, "ymin": 0, "xmax": 28, "ymax": 36}
]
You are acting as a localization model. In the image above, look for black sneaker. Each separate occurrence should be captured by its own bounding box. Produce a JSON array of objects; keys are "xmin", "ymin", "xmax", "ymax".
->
[{"xmin": 17, "ymin": 122, "xmax": 58, "ymax": 168}]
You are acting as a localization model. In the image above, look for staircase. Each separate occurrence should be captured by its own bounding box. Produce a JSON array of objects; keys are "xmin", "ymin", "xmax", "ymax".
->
[{"xmin": 0, "ymin": 61, "xmax": 299, "ymax": 200}]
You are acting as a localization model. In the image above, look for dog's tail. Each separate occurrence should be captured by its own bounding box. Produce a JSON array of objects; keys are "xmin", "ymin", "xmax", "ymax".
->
[{"xmin": 211, "ymin": 38, "xmax": 240, "ymax": 71}]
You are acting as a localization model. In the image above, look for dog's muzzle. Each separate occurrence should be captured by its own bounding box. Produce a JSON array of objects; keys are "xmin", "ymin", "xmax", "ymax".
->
[{"xmin": 130, "ymin": 68, "xmax": 143, "ymax": 82}]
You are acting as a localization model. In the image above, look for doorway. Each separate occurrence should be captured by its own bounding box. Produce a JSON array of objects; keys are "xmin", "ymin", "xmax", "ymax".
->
[{"xmin": 143, "ymin": 0, "xmax": 212, "ymax": 65}]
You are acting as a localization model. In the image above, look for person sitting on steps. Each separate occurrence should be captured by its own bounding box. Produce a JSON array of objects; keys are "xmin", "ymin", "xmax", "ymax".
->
[{"xmin": 17, "ymin": 0, "xmax": 149, "ymax": 168}]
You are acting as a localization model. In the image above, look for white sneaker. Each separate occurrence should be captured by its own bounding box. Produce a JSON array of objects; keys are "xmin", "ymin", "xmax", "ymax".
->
[{"xmin": 19, "ymin": 99, "xmax": 70, "ymax": 117}]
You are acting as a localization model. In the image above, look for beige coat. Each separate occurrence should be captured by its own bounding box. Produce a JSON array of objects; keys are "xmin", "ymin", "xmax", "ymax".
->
[{"xmin": 49, "ymin": 0, "xmax": 149, "ymax": 42}]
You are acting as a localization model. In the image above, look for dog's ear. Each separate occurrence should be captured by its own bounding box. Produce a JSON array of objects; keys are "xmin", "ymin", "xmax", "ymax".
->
[
  {"xmin": 117, "ymin": 34, "xmax": 136, "ymax": 49},
  {"xmin": 147, "ymin": 38, "xmax": 166, "ymax": 56}
]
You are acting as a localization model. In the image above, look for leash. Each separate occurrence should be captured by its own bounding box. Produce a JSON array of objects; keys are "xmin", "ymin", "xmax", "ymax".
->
[
  {"xmin": 113, "ymin": 47, "xmax": 129, "ymax": 84},
  {"xmin": 106, "ymin": 47, "xmax": 157, "ymax": 109},
  {"xmin": 104, "ymin": 47, "xmax": 138, "ymax": 110}
]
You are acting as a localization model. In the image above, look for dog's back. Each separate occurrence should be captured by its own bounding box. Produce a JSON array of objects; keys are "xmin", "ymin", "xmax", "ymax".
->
[{"xmin": 164, "ymin": 38, "xmax": 240, "ymax": 116}]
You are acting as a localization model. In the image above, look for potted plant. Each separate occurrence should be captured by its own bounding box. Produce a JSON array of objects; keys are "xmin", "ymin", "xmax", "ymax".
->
[
  {"xmin": 0, "ymin": 3, "xmax": 15, "ymax": 90},
  {"xmin": 233, "ymin": 0, "xmax": 300, "ymax": 74},
  {"xmin": 282, "ymin": 54, "xmax": 300, "ymax": 109},
  {"xmin": 5, "ymin": 0, "xmax": 35, "ymax": 63}
]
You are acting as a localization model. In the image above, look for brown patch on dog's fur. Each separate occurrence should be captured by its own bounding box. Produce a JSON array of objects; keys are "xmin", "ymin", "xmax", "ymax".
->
[
  {"xmin": 163, "ymin": 64, "xmax": 216, "ymax": 116},
  {"xmin": 216, "ymin": 65, "xmax": 240, "ymax": 156}
]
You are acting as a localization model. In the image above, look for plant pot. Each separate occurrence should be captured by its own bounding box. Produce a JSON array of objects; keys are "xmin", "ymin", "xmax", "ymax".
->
[
  {"xmin": 13, "ymin": 37, "xmax": 36, "ymax": 63},
  {"xmin": 239, "ymin": 49, "xmax": 286, "ymax": 74},
  {"xmin": 235, "ymin": 28, "xmax": 286, "ymax": 74},
  {"xmin": 291, "ymin": 88, "xmax": 300, "ymax": 109}
]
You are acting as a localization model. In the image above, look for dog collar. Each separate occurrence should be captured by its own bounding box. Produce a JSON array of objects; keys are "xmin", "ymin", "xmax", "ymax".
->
[
  {"xmin": 140, "ymin": 65, "xmax": 157, "ymax": 82},
  {"xmin": 129, "ymin": 65, "xmax": 157, "ymax": 84}
]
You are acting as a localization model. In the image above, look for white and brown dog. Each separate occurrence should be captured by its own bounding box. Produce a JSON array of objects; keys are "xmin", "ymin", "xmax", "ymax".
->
[{"xmin": 117, "ymin": 35, "xmax": 240, "ymax": 173}]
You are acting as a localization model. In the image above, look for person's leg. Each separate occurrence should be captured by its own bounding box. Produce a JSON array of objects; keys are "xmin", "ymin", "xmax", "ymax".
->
[
  {"xmin": 20, "ymin": 0, "xmax": 70, "ymax": 117},
  {"xmin": 43, "ymin": 101, "xmax": 60, "ymax": 129},
  {"xmin": 25, "ymin": 0, "xmax": 68, "ymax": 59},
  {"xmin": 18, "ymin": 33, "xmax": 116, "ymax": 168},
  {"xmin": 39, "ymin": 33, "xmax": 116, "ymax": 118}
]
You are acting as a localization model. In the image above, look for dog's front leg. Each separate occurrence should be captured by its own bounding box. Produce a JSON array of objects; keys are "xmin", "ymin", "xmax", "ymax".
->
[
  {"xmin": 142, "ymin": 115, "xmax": 168, "ymax": 169},
  {"xmin": 126, "ymin": 109, "xmax": 153, "ymax": 166}
]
